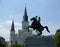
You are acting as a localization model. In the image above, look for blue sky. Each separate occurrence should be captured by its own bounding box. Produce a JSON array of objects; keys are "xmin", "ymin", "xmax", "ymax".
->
[{"xmin": 0, "ymin": 0, "xmax": 60, "ymax": 41}]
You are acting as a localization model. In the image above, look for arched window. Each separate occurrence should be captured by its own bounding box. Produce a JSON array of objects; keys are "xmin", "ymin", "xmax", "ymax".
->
[
  {"xmin": 15, "ymin": 41, "xmax": 17, "ymax": 44},
  {"xmin": 11, "ymin": 41, "xmax": 12, "ymax": 43}
]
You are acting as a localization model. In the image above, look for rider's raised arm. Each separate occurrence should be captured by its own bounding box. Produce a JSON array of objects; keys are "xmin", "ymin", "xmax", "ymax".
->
[{"xmin": 38, "ymin": 17, "xmax": 41, "ymax": 21}]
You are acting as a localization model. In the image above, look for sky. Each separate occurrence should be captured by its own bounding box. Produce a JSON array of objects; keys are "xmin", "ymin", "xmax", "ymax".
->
[{"xmin": 0, "ymin": 0, "xmax": 60, "ymax": 41}]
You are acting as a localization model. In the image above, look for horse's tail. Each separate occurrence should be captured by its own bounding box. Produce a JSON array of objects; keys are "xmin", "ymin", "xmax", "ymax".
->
[{"xmin": 44, "ymin": 26, "xmax": 50, "ymax": 33}]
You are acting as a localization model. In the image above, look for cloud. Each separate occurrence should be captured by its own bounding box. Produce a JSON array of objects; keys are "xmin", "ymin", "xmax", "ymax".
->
[
  {"xmin": 0, "ymin": 25, "xmax": 4, "ymax": 29},
  {"xmin": 10, "ymin": 15, "xmax": 14, "ymax": 18},
  {"xmin": 0, "ymin": 20, "xmax": 22, "ymax": 27},
  {"xmin": 0, "ymin": 20, "xmax": 22, "ymax": 41},
  {"xmin": 0, "ymin": 25, "xmax": 10, "ymax": 41}
]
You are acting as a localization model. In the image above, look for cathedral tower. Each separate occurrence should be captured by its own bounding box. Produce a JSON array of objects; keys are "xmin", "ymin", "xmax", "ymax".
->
[
  {"xmin": 10, "ymin": 20, "xmax": 15, "ymax": 44},
  {"xmin": 22, "ymin": 7, "xmax": 29, "ymax": 30},
  {"xmin": 21, "ymin": 7, "xmax": 32, "ymax": 42}
]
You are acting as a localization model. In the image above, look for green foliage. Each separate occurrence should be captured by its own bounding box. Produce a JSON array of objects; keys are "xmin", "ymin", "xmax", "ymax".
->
[
  {"xmin": 11, "ymin": 44, "xmax": 25, "ymax": 47},
  {"xmin": 0, "ymin": 39, "xmax": 6, "ymax": 47},
  {"xmin": 54, "ymin": 29, "xmax": 60, "ymax": 47}
]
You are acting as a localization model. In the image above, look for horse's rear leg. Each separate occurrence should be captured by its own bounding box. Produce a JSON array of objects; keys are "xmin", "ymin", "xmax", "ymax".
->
[
  {"xmin": 44, "ymin": 26, "xmax": 50, "ymax": 33},
  {"xmin": 37, "ymin": 31, "xmax": 42, "ymax": 36}
]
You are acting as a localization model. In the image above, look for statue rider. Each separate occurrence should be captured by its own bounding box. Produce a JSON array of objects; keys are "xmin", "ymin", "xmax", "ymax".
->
[
  {"xmin": 34, "ymin": 16, "xmax": 38, "ymax": 29},
  {"xmin": 34, "ymin": 17, "xmax": 41, "ymax": 28},
  {"xmin": 37, "ymin": 17, "xmax": 41, "ymax": 27},
  {"xmin": 34, "ymin": 16, "xmax": 43, "ymax": 34}
]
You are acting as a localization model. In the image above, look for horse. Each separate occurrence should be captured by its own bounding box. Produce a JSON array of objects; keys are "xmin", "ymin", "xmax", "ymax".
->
[{"xmin": 28, "ymin": 17, "xmax": 50, "ymax": 36}]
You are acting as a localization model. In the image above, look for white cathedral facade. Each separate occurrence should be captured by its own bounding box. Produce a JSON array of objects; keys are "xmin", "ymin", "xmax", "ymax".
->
[{"xmin": 10, "ymin": 7, "xmax": 32, "ymax": 45}]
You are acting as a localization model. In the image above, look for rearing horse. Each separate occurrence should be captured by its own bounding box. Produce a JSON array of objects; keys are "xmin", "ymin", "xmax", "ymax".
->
[{"xmin": 28, "ymin": 17, "xmax": 50, "ymax": 36}]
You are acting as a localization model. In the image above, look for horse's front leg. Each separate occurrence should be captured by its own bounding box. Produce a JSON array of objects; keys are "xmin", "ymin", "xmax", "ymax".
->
[{"xmin": 36, "ymin": 29, "xmax": 42, "ymax": 36}]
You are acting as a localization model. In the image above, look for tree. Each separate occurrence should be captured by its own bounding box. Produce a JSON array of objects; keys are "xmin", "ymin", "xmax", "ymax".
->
[
  {"xmin": 0, "ymin": 37, "xmax": 6, "ymax": 47},
  {"xmin": 54, "ymin": 29, "xmax": 60, "ymax": 47}
]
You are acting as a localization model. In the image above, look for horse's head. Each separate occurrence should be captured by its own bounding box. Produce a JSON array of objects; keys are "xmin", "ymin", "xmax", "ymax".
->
[{"xmin": 30, "ymin": 17, "xmax": 36, "ymax": 21}]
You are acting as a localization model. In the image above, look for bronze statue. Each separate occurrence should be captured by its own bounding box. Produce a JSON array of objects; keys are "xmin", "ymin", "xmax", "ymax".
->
[{"xmin": 28, "ymin": 16, "xmax": 50, "ymax": 36}]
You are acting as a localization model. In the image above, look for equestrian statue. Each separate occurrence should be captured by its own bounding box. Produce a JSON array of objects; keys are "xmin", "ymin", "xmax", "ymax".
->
[{"xmin": 28, "ymin": 16, "xmax": 50, "ymax": 36}]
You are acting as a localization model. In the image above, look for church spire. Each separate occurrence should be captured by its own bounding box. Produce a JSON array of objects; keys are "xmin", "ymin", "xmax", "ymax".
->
[
  {"xmin": 11, "ymin": 19, "xmax": 15, "ymax": 31},
  {"xmin": 23, "ymin": 7, "xmax": 28, "ymax": 21}
]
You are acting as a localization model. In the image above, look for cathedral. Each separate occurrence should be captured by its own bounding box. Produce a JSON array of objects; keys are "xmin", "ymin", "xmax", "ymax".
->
[{"xmin": 10, "ymin": 7, "xmax": 32, "ymax": 45}]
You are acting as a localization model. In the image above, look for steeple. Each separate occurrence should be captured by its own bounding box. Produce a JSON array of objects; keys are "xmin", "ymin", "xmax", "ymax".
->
[
  {"xmin": 11, "ymin": 20, "xmax": 15, "ymax": 31},
  {"xmin": 23, "ymin": 7, "xmax": 28, "ymax": 21}
]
